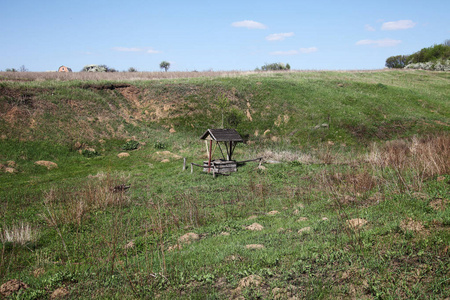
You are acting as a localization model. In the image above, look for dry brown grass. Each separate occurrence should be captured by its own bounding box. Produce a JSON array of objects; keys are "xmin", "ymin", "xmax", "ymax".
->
[
  {"xmin": 367, "ymin": 135, "xmax": 449, "ymax": 176},
  {"xmin": 367, "ymin": 134, "xmax": 450, "ymax": 191},
  {"xmin": 0, "ymin": 71, "xmax": 257, "ymax": 82},
  {"xmin": 0, "ymin": 69, "xmax": 388, "ymax": 82},
  {"xmin": 0, "ymin": 223, "xmax": 37, "ymax": 245},
  {"xmin": 41, "ymin": 173, "xmax": 130, "ymax": 227}
]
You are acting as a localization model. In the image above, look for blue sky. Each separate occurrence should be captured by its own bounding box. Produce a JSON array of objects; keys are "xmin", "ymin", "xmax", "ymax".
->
[{"xmin": 1, "ymin": 0, "xmax": 449, "ymax": 72}]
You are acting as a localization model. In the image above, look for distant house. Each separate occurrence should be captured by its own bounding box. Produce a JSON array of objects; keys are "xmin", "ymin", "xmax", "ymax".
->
[{"xmin": 58, "ymin": 66, "xmax": 72, "ymax": 72}]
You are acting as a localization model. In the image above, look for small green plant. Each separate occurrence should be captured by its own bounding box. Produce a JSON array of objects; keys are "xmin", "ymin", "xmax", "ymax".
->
[
  {"xmin": 122, "ymin": 140, "xmax": 140, "ymax": 151},
  {"xmin": 81, "ymin": 149, "xmax": 100, "ymax": 157},
  {"xmin": 154, "ymin": 141, "xmax": 166, "ymax": 149}
]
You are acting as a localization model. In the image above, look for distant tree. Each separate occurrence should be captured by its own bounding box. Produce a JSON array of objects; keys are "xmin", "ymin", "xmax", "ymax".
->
[
  {"xmin": 5, "ymin": 68, "xmax": 18, "ymax": 72},
  {"xmin": 99, "ymin": 64, "xmax": 117, "ymax": 72},
  {"xmin": 286, "ymin": 63, "xmax": 291, "ymax": 70},
  {"xmin": 128, "ymin": 67, "xmax": 138, "ymax": 72},
  {"xmin": 385, "ymin": 55, "xmax": 409, "ymax": 68},
  {"xmin": 19, "ymin": 65, "xmax": 28, "ymax": 72},
  {"xmin": 444, "ymin": 39, "xmax": 450, "ymax": 47},
  {"xmin": 82, "ymin": 65, "xmax": 106, "ymax": 72},
  {"xmin": 81, "ymin": 64, "xmax": 117, "ymax": 72},
  {"xmin": 160, "ymin": 61, "xmax": 170, "ymax": 72},
  {"xmin": 259, "ymin": 62, "xmax": 290, "ymax": 71}
]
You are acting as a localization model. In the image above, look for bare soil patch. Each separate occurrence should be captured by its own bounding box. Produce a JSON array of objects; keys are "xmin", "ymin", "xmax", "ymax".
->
[
  {"xmin": 34, "ymin": 160, "xmax": 58, "ymax": 169},
  {"xmin": 0, "ymin": 279, "xmax": 29, "ymax": 297},
  {"xmin": 246, "ymin": 223, "xmax": 264, "ymax": 231}
]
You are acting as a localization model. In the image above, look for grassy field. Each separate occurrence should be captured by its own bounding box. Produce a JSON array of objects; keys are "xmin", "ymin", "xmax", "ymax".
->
[{"xmin": 0, "ymin": 70, "xmax": 449, "ymax": 299}]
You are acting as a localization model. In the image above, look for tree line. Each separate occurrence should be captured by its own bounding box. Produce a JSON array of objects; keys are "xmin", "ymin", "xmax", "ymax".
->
[
  {"xmin": 2, "ymin": 62, "xmax": 172, "ymax": 73},
  {"xmin": 386, "ymin": 40, "xmax": 450, "ymax": 69}
]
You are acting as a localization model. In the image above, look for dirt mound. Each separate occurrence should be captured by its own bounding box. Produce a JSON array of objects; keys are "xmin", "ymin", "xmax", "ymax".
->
[
  {"xmin": 239, "ymin": 275, "xmax": 262, "ymax": 288},
  {"xmin": 400, "ymin": 217, "xmax": 427, "ymax": 233},
  {"xmin": 266, "ymin": 210, "xmax": 279, "ymax": 216},
  {"xmin": 246, "ymin": 223, "xmax": 264, "ymax": 231},
  {"xmin": 50, "ymin": 287, "xmax": 69, "ymax": 299},
  {"xmin": 0, "ymin": 279, "xmax": 29, "ymax": 297},
  {"xmin": 298, "ymin": 227, "xmax": 311, "ymax": 234},
  {"xmin": 34, "ymin": 160, "xmax": 58, "ymax": 169},
  {"xmin": 178, "ymin": 232, "xmax": 200, "ymax": 244}
]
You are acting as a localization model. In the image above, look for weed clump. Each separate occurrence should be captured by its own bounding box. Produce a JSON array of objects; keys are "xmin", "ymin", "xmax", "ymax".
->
[
  {"xmin": 81, "ymin": 149, "xmax": 100, "ymax": 157},
  {"xmin": 0, "ymin": 223, "xmax": 37, "ymax": 245},
  {"xmin": 122, "ymin": 140, "xmax": 140, "ymax": 151}
]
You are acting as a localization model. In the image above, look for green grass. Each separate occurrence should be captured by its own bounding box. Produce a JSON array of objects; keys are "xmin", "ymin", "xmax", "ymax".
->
[{"xmin": 0, "ymin": 70, "xmax": 449, "ymax": 299}]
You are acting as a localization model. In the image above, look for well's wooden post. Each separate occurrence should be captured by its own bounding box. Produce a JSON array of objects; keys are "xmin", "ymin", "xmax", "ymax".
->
[
  {"xmin": 208, "ymin": 140, "xmax": 213, "ymax": 173},
  {"xmin": 183, "ymin": 158, "xmax": 186, "ymax": 171}
]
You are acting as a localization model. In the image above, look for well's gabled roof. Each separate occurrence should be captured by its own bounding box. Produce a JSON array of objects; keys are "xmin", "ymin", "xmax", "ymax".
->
[{"xmin": 200, "ymin": 129, "xmax": 243, "ymax": 142}]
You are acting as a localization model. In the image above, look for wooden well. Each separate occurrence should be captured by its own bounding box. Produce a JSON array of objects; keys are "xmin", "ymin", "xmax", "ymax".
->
[{"xmin": 199, "ymin": 129, "xmax": 243, "ymax": 174}]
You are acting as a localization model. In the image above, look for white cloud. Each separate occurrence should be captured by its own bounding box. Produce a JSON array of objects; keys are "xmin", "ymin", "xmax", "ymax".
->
[
  {"xmin": 365, "ymin": 24, "xmax": 376, "ymax": 32},
  {"xmin": 113, "ymin": 47, "xmax": 143, "ymax": 52},
  {"xmin": 299, "ymin": 47, "xmax": 318, "ymax": 53},
  {"xmin": 266, "ymin": 32, "xmax": 294, "ymax": 41},
  {"xmin": 147, "ymin": 49, "xmax": 161, "ymax": 54},
  {"xmin": 113, "ymin": 47, "xmax": 161, "ymax": 54},
  {"xmin": 381, "ymin": 20, "xmax": 416, "ymax": 30},
  {"xmin": 270, "ymin": 47, "xmax": 318, "ymax": 55},
  {"xmin": 270, "ymin": 50, "xmax": 298, "ymax": 55},
  {"xmin": 231, "ymin": 20, "xmax": 267, "ymax": 29},
  {"xmin": 356, "ymin": 38, "xmax": 402, "ymax": 47}
]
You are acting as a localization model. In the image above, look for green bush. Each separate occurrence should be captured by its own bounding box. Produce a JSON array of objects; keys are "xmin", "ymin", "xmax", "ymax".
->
[
  {"xmin": 154, "ymin": 141, "xmax": 166, "ymax": 149},
  {"xmin": 385, "ymin": 55, "xmax": 409, "ymax": 68},
  {"xmin": 408, "ymin": 44, "xmax": 450, "ymax": 63},
  {"xmin": 81, "ymin": 149, "xmax": 100, "ymax": 157},
  {"xmin": 122, "ymin": 140, "xmax": 140, "ymax": 151},
  {"xmin": 259, "ymin": 62, "xmax": 290, "ymax": 71}
]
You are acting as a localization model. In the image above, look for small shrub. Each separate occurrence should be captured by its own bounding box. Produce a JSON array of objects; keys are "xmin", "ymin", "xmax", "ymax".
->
[
  {"xmin": 122, "ymin": 140, "xmax": 140, "ymax": 151},
  {"xmin": 259, "ymin": 62, "xmax": 290, "ymax": 71},
  {"xmin": 385, "ymin": 55, "xmax": 409, "ymax": 69},
  {"xmin": 154, "ymin": 141, "xmax": 166, "ymax": 149},
  {"xmin": 81, "ymin": 149, "xmax": 100, "ymax": 157}
]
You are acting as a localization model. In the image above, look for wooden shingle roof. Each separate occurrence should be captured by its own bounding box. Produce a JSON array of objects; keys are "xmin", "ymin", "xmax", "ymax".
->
[{"xmin": 200, "ymin": 129, "xmax": 243, "ymax": 142}]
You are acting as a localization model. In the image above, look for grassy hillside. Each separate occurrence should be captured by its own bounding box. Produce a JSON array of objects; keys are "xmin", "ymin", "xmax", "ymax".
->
[
  {"xmin": 0, "ymin": 70, "xmax": 449, "ymax": 299},
  {"xmin": 1, "ymin": 70, "xmax": 449, "ymax": 146}
]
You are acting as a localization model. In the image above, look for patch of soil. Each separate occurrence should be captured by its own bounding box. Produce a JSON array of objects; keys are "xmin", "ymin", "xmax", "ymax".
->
[
  {"xmin": 154, "ymin": 151, "xmax": 182, "ymax": 160},
  {"xmin": 246, "ymin": 223, "xmax": 264, "ymax": 231},
  {"xmin": 400, "ymin": 217, "xmax": 427, "ymax": 234},
  {"xmin": 50, "ymin": 287, "xmax": 69, "ymax": 299},
  {"xmin": 429, "ymin": 198, "xmax": 448, "ymax": 210},
  {"xmin": 346, "ymin": 218, "xmax": 368, "ymax": 230},
  {"xmin": 266, "ymin": 210, "xmax": 279, "ymax": 216},
  {"xmin": 178, "ymin": 232, "xmax": 200, "ymax": 244},
  {"xmin": 298, "ymin": 227, "xmax": 311, "ymax": 234},
  {"xmin": 32, "ymin": 268, "xmax": 45, "ymax": 277},
  {"xmin": 0, "ymin": 279, "xmax": 29, "ymax": 297},
  {"xmin": 117, "ymin": 86, "xmax": 141, "ymax": 106},
  {"xmin": 82, "ymin": 83, "xmax": 131, "ymax": 91},
  {"xmin": 238, "ymin": 275, "xmax": 262, "ymax": 288},
  {"xmin": 34, "ymin": 160, "xmax": 58, "ymax": 169},
  {"xmin": 245, "ymin": 244, "xmax": 265, "ymax": 250}
]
